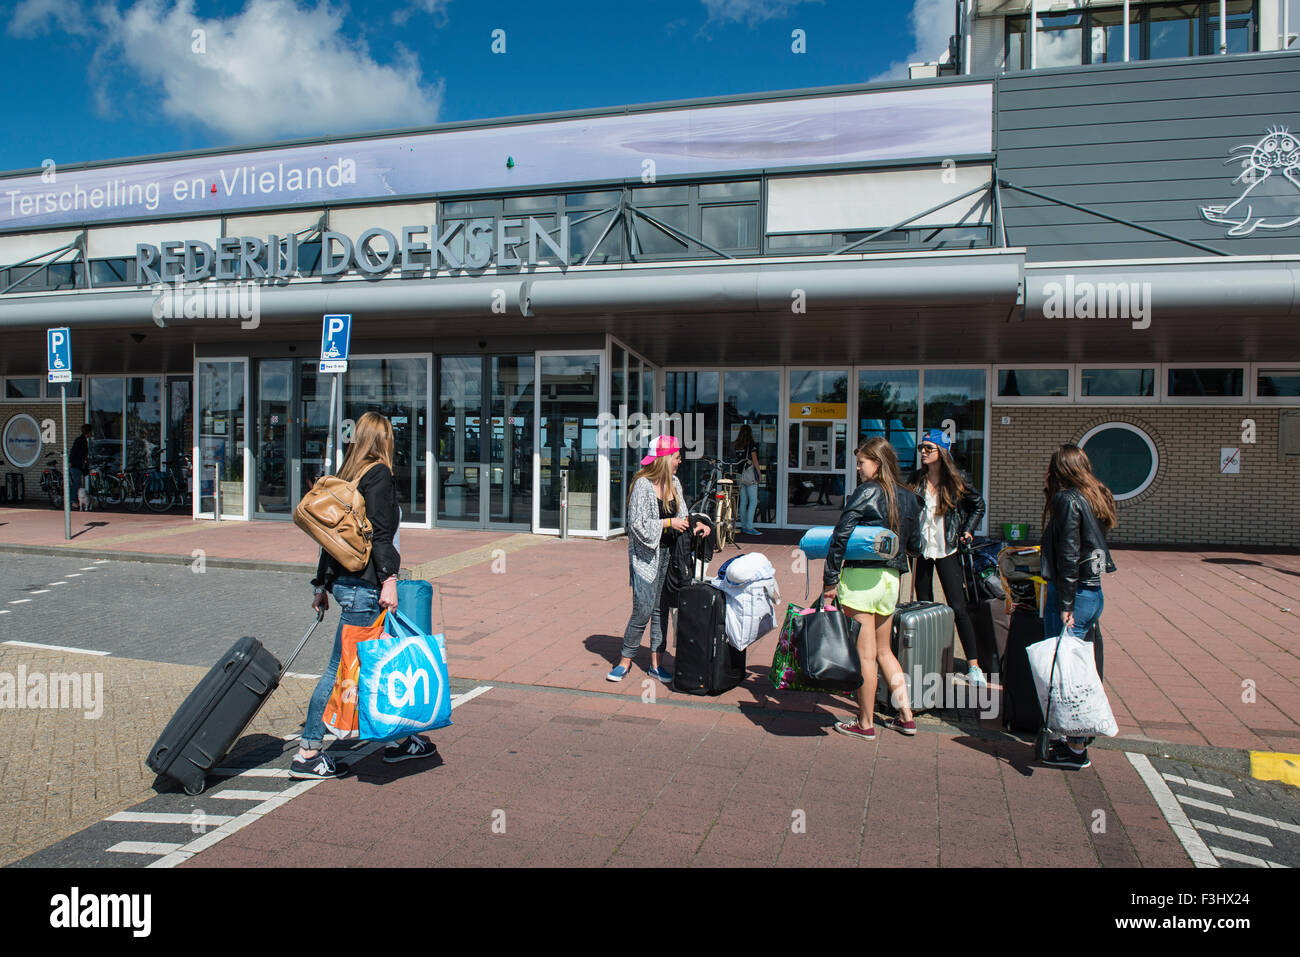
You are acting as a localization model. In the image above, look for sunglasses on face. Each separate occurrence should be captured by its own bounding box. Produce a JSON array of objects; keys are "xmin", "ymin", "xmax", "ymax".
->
[{"xmin": 919, "ymin": 444, "xmax": 939, "ymax": 453}]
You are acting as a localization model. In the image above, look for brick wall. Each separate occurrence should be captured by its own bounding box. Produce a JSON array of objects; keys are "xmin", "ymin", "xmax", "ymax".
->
[
  {"xmin": 988, "ymin": 406, "xmax": 1300, "ymax": 547},
  {"xmin": 0, "ymin": 402, "xmax": 87, "ymax": 504}
]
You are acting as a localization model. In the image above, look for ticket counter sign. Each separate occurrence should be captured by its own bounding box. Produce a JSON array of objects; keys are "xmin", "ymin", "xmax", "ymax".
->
[{"xmin": 789, "ymin": 403, "xmax": 847, "ymax": 419}]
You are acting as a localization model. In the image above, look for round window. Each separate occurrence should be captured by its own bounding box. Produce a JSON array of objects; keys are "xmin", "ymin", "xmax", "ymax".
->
[
  {"xmin": 3, "ymin": 414, "xmax": 43, "ymax": 469},
  {"xmin": 1079, "ymin": 422, "xmax": 1158, "ymax": 500}
]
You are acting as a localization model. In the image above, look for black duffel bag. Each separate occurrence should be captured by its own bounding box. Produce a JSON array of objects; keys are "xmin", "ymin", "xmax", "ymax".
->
[{"xmin": 792, "ymin": 598, "xmax": 863, "ymax": 692}]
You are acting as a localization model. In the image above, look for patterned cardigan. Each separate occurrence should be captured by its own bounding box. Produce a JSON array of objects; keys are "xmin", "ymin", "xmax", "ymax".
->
[{"xmin": 626, "ymin": 475, "xmax": 688, "ymax": 587}]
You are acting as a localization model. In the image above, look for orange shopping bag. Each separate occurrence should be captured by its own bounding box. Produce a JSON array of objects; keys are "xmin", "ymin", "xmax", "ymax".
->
[{"xmin": 322, "ymin": 609, "xmax": 387, "ymax": 738}]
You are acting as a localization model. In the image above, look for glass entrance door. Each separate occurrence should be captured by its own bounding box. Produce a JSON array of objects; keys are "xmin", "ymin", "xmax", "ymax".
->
[
  {"xmin": 437, "ymin": 355, "xmax": 533, "ymax": 528},
  {"xmin": 786, "ymin": 369, "xmax": 850, "ymax": 527},
  {"xmin": 254, "ymin": 359, "xmax": 332, "ymax": 518},
  {"xmin": 197, "ymin": 360, "xmax": 246, "ymax": 518},
  {"xmin": 536, "ymin": 352, "xmax": 602, "ymax": 534}
]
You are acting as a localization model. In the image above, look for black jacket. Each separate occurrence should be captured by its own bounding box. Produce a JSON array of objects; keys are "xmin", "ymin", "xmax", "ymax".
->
[
  {"xmin": 908, "ymin": 467, "xmax": 986, "ymax": 555},
  {"xmin": 69, "ymin": 435, "xmax": 89, "ymax": 472},
  {"xmin": 823, "ymin": 480, "xmax": 922, "ymax": 586},
  {"xmin": 1040, "ymin": 489, "xmax": 1117, "ymax": 613},
  {"xmin": 312, "ymin": 463, "xmax": 401, "ymax": 591}
]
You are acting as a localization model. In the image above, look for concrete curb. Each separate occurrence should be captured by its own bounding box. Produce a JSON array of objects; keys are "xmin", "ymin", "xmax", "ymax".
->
[{"xmin": 0, "ymin": 542, "xmax": 314, "ymax": 574}]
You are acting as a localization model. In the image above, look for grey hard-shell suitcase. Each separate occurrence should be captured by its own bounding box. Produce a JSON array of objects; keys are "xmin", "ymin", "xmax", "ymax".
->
[
  {"xmin": 146, "ymin": 610, "xmax": 324, "ymax": 795},
  {"xmin": 877, "ymin": 601, "xmax": 955, "ymax": 712}
]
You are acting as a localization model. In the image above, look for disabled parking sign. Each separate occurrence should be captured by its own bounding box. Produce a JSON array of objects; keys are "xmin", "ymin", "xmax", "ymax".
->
[
  {"xmin": 319, "ymin": 314, "xmax": 351, "ymax": 373},
  {"xmin": 47, "ymin": 327, "xmax": 71, "ymax": 383}
]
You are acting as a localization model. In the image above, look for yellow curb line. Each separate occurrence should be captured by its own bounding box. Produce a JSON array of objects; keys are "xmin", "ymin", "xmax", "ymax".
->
[{"xmin": 1249, "ymin": 752, "xmax": 1300, "ymax": 788}]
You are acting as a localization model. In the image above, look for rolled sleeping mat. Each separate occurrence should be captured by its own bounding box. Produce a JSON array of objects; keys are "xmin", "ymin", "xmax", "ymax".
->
[{"xmin": 798, "ymin": 525, "xmax": 898, "ymax": 561}]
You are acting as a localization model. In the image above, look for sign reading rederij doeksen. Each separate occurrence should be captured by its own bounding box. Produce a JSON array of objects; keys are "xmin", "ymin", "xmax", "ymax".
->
[{"xmin": 0, "ymin": 84, "xmax": 993, "ymax": 233}]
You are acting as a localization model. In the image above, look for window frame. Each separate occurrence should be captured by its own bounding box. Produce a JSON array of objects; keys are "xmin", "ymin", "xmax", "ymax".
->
[
  {"xmin": 2, "ymin": 376, "xmax": 44, "ymax": 402},
  {"xmin": 1074, "ymin": 363, "xmax": 1161, "ymax": 406},
  {"xmin": 993, "ymin": 365, "xmax": 1073, "ymax": 404},
  {"xmin": 1161, "ymin": 363, "xmax": 1248, "ymax": 405},
  {"xmin": 44, "ymin": 376, "xmax": 85, "ymax": 400},
  {"xmin": 1078, "ymin": 421, "xmax": 1159, "ymax": 501},
  {"xmin": 1249, "ymin": 363, "xmax": 1300, "ymax": 405}
]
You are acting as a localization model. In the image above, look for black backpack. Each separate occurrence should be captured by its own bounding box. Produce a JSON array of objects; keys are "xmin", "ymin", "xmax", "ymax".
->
[{"xmin": 663, "ymin": 513, "xmax": 715, "ymax": 602}]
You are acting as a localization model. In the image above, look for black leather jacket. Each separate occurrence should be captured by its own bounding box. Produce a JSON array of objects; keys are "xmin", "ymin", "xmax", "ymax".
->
[
  {"xmin": 908, "ymin": 467, "xmax": 986, "ymax": 555},
  {"xmin": 1040, "ymin": 489, "xmax": 1117, "ymax": 613},
  {"xmin": 823, "ymin": 480, "xmax": 922, "ymax": 586}
]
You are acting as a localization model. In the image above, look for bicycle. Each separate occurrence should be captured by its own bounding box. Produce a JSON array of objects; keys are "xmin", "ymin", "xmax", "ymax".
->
[
  {"xmin": 694, "ymin": 455, "xmax": 747, "ymax": 552},
  {"xmin": 144, "ymin": 454, "xmax": 191, "ymax": 512},
  {"xmin": 87, "ymin": 460, "xmax": 124, "ymax": 509},
  {"xmin": 39, "ymin": 456, "xmax": 63, "ymax": 508}
]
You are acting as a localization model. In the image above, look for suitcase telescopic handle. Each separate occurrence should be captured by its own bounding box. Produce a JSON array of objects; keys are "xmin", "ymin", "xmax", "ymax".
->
[{"xmin": 278, "ymin": 607, "xmax": 326, "ymax": 681}]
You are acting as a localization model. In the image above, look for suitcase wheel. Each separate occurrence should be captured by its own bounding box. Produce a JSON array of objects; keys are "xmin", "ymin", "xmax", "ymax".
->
[{"xmin": 183, "ymin": 778, "xmax": 206, "ymax": 796}]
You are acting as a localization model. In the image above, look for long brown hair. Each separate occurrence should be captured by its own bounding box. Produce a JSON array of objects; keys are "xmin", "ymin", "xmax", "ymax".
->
[
  {"xmin": 339, "ymin": 411, "xmax": 394, "ymax": 482},
  {"xmin": 628, "ymin": 453, "xmax": 677, "ymax": 512},
  {"xmin": 733, "ymin": 424, "xmax": 753, "ymax": 451},
  {"xmin": 912, "ymin": 445, "xmax": 968, "ymax": 516},
  {"xmin": 1042, "ymin": 444, "xmax": 1118, "ymax": 531},
  {"xmin": 856, "ymin": 437, "xmax": 903, "ymax": 535}
]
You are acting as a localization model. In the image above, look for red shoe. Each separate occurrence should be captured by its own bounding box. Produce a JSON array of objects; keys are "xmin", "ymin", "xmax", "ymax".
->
[
  {"xmin": 883, "ymin": 717, "xmax": 917, "ymax": 736},
  {"xmin": 833, "ymin": 720, "xmax": 876, "ymax": 741}
]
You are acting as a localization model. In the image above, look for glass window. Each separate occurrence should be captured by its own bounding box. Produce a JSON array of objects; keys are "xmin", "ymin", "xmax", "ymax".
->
[
  {"xmin": 698, "ymin": 181, "xmax": 760, "ymax": 199},
  {"xmin": 441, "ymin": 199, "xmax": 498, "ymax": 217},
  {"xmin": 789, "ymin": 370, "xmax": 849, "ymax": 406},
  {"xmin": 1148, "ymin": 3, "xmax": 1202, "ymax": 59},
  {"xmin": 537, "ymin": 354, "xmax": 602, "ymax": 532},
  {"xmin": 503, "ymin": 194, "xmax": 558, "ymax": 213},
  {"xmin": 632, "ymin": 185, "xmax": 689, "ymax": 203},
  {"xmin": 701, "ymin": 205, "xmax": 759, "ymax": 250},
  {"xmin": 438, "ymin": 356, "xmax": 484, "ymax": 523},
  {"xmin": 923, "ymin": 369, "xmax": 986, "ymax": 484},
  {"xmin": 1036, "ymin": 11, "xmax": 1085, "ymax": 67},
  {"xmin": 858, "ymin": 370, "xmax": 919, "ymax": 472},
  {"xmin": 1090, "ymin": 5, "xmax": 1139, "ymax": 62},
  {"xmin": 125, "ymin": 376, "xmax": 162, "ymax": 470},
  {"xmin": 722, "ymin": 371, "xmax": 780, "ymax": 524},
  {"xmin": 565, "ymin": 190, "xmax": 622, "ymax": 208},
  {"xmin": 767, "ymin": 233, "xmax": 832, "ymax": 251},
  {"xmin": 608, "ymin": 344, "xmax": 627, "ymax": 531},
  {"xmin": 998, "ymin": 369, "xmax": 1070, "ymax": 397},
  {"xmin": 489, "ymin": 355, "xmax": 533, "ymax": 526},
  {"xmin": 1257, "ymin": 369, "xmax": 1300, "ymax": 397},
  {"xmin": 197, "ymin": 362, "xmax": 245, "ymax": 516},
  {"xmin": 1006, "ymin": 15, "xmax": 1028, "ymax": 70},
  {"xmin": 89, "ymin": 377, "xmax": 124, "ymax": 469},
  {"xmin": 633, "ymin": 206, "xmax": 689, "ymax": 255},
  {"xmin": 665, "ymin": 370, "xmax": 719, "ymax": 505},
  {"xmin": 1080, "ymin": 368, "xmax": 1156, "ymax": 397},
  {"xmin": 1080, "ymin": 423, "xmax": 1158, "ymax": 499},
  {"xmin": 5, "ymin": 377, "xmax": 41, "ymax": 399},
  {"xmin": 568, "ymin": 209, "xmax": 623, "ymax": 265},
  {"xmin": 841, "ymin": 229, "xmax": 910, "ymax": 246},
  {"xmin": 45, "ymin": 378, "xmax": 83, "ymax": 399},
  {"xmin": 1167, "ymin": 367, "xmax": 1244, "ymax": 398},
  {"xmin": 347, "ymin": 358, "xmax": 429, "ymax": 523},
  {"xmin": 1209, "ymin": 0, "xmax": 1255, "ymax": 54},
  {"xmin": 297, "ymin": 240, "xmax": 322, "ymax": 275},
  {"xmin": 90, "ymin": 258, "xmax": 134, "ymax": 285}
]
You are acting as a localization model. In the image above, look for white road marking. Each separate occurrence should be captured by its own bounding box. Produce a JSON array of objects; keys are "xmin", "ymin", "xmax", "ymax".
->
[
  {"xmin": 1175, "ymin": 793, "xmax": 1300, "ymax": 834},
  {"xmin": 149, "ymin": 685, "xmax": 494, "ymax": 869},
  {"xmin": 3, "ymin": 640, "xmax": 110, "ymax": 656},
  {"xmin": 107, "ymin": 841, "xmax": 184, "ymax": 856},
  {"xmin": 1127, "ymin": 753, "xmax": 1220, "ymax": 868},
  {"xmin": 1176, "ymin": 794, "xmax": 1228, "ymax": 815},
  {"xmin": 79, "ymin": 567, "xmax": 97, "ymax": 571},
  {"xmin": 64, "ymin": 573, "xmax": 81, "ymax": 577},
  {"xmin": 8, "ymin": 599, "xmax": 32, "ymax": 605},
  {"xmin": 47, "ymin": 582, "xmax": 67, "ymax": 587},
  {"xmin": 282, "ymin": 672, "xmax": 322, "ymax": 681},
  {"xmin": 1208, "ymin": 846, "xmax": 1288, "ymax": 868},
  {"xmin": 0, "ymin": 611, "xmax": 8, "ymax": 616},
  {"xmin": 1190, "ymin": 819, "xmax": 1273, "ymax": 847},
  {"xmin": 1162, "ymin": 773, "xmax": 1235, "ymax": 797},
  {"xmin": 28, "ymin": 590, "xmax": 49, "ymax": 595},
  {"xmin": 208, "ymin": 789, "xmax": 281, "ymax": 801},
  {"xmin": 106, "ymin": 811, "xmax": 235, "ymax": 825},
  {"xmin": 94, "ymin": 559, "xmax": 109, "ymax": 563}
]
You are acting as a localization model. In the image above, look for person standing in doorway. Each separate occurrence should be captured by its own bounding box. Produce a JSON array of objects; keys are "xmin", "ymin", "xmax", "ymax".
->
[
  {"xmin": 734, "ymin": 424, "xmax": 763, "ymax": 536},
  {"xmin": 908, "ymin": 429, "xmax": 988, "ymax": 686},
  {"xmin": 69, "ymin": 424, "xmax": 92, "ymax": 510}
]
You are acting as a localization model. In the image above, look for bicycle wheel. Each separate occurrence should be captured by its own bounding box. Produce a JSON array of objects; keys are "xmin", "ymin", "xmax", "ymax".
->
[
  {"xmin": 715, "ymin": 491, "xmax": 735, "ymax": 551},
  {"xmin": 97, "ymin": 474, "xmax": 124, "ymax": 508},
  {"xmin": 144, "ymin": 473, "xmax": 173, "ymax": 512}
]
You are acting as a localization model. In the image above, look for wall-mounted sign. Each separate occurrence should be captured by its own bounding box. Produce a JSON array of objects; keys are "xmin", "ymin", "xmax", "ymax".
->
[
  {"xmin": 789, "ymin": 403, "xmax": 848, "ymax": 420},
  {"xmin": 1200, "ymin": 126, "xmax": 1300, "ymax": 237},
  {"xmin": 2, "ymin": 413, "xmax": 42, "ymax": 468},
  {"xmin": 1220, "ymin": 447, "xmax": 1241, "ymax": 474}
]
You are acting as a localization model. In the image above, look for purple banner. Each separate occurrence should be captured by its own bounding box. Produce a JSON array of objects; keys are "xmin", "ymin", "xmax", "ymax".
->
[{"xmin": 0, "ymin": 83, "xmax": 991, "ymax": 234}]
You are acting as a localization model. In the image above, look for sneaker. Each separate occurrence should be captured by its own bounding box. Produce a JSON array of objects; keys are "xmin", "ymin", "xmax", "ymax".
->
[
  {"xmin": 648, "ymin": 665, "xmax": 673, "ymax": 684},
  {"xmin": 289, "ymin": 751, "xmax": 346, "ymax": 779},
  {"xmin": 833, "ymin": 720, "xmax": 876, "ymax": 741},
  {"xmin": 1042, "ymin": 742, "xmax": 1091, "ymax": 770},
  {"xmin": 883, "ymin": 716, "xmax": 917, "ymax": 736},
  {"xmin": 744, "ymin": 528, "xmax": 762, "ymax": 536},
  {"xmin": 967, "ymin": 665, "xmax": 987, "ymax": 688},
  {"xmin": 606, "ymin": 664, "xmax": 630, "ymax": 682},
  {"xmin": 383, "ymin": 735, "xmax": 438, "ymax": 764}
]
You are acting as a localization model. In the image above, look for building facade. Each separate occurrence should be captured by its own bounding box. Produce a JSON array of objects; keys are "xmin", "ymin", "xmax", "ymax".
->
[{"xmin": 2, "ymin": 4, "xmax": 1297, "ymax": 545}]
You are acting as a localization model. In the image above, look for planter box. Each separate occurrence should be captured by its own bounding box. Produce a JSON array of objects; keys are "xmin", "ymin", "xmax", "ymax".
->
[
  {"xmin": 218, "ymin": 481, "xmax": 245, "ymax": 517},
  {"xmin": 566, "ymin": 491, "xmax": 595, "ymax": 532}
]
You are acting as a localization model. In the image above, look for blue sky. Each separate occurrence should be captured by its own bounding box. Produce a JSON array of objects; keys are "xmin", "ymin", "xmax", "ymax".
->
[{"xmin": 0, "ymin": 0, "xmax": 951, "ymax": 174}]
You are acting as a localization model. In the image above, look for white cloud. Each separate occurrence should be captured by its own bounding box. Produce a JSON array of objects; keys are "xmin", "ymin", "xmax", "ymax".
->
[
  {"xmin": 870, "ymin": 0, "xmax": 955, "ymax": 81},
  {"xmin": 392, "ymin": 0, "xmax": 452, "ymax": 27},
  {"xmin": 701, "ymin": 0, "xmax": 819, "ymax": 26},
  {"xmin": 9, "ymin": 0, "xmax": 93, "ymax": 35},
  {"xmin": 10, "ymin": 0, "xmax": 444, "ymax": 142}
]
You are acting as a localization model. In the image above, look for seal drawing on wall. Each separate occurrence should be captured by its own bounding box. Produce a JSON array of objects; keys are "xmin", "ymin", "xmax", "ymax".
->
[{"xmin": 1200, "ymin": 126, "xmax": 1300, "ymax": 236}]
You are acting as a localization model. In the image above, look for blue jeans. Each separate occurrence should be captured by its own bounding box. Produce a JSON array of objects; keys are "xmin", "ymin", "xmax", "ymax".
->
[
  {"xmin": 739, "ymin": 482, "xmax": 757, "ymax": 530},
  {"xmin": 300, "ymin": 578, "xmax": 381, "ymax": 749},
  {"xmin": 1043, "ymin": 581, "xmax": 1104, "ymax": 747}
]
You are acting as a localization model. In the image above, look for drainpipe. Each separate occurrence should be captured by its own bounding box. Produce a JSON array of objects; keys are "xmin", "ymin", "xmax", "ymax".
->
[
  {"xmin": 1124, "ymin": 0, "xmax": 1131, "ymax": 60},
  {"xmin": 1219, "ymin": 0, "xmax": 1228, "ymax": 53},
  {"xmin": 964, "ymin": 0, "xmax": 974, "ymax": 75},
  {"xmin": 1029, "ymin": 0, "xmax": 1038, "ymax": 68}
]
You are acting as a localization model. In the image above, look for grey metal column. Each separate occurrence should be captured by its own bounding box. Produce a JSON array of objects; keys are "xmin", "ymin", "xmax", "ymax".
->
[{"xmin": 61, "ymin": 384, "xmax": 70, "ymax": 540}]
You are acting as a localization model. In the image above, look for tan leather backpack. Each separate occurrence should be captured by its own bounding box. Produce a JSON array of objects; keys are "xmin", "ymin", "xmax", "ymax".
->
[{"xmin": 293, "ymin": 462, "xmax": 383, "ymax": 572}]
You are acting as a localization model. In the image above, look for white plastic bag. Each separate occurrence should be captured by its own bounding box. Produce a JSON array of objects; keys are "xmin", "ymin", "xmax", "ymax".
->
[
  {"xmin": 710, "ymin": 575, "xmax": 779, "ymax": 650},
  {"xmin": 1026, "ymin": 634, "xmax": 1118, "ymax": 738}
]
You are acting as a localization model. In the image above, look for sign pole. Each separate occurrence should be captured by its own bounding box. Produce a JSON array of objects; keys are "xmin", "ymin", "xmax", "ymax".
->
[
  {"xmin": 325, "ymin": 373, "xmax": 338, "ymax": 475},
  {"xmin": 61, "ymin": 383, "xmax": 70, "ymax": 541}
]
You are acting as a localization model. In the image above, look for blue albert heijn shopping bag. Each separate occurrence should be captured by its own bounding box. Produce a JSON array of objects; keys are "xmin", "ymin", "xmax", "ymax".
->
[{"xmin": 356, "ymin": 606, "xmax": 452, "ymax": 742}]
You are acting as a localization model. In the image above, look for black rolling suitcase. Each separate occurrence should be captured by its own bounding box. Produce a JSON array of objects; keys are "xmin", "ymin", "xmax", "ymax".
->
[
  {"xmin": 147, "ymin": 610, "xmax": 324, "ymax": 794},
  {"xmin": 1001, "ymin": 607, "xmax": 1044, "ymax": 732},
  {"xmin": 673, "ymin": 581, "xmax": 746, "ymax": 695},
  {"xmin": 959, "ymin": 546, "xmax": 1000, "ymax": 675}
]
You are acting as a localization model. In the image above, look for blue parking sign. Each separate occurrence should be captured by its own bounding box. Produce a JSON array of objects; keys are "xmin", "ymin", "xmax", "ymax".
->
[
  {"xmin": 320, "ymin": 314, "xmax": 351, "ymax": 373},
  {"xmin": 47, "ymin": 327, "xmax": 71, "ymax": 383}
]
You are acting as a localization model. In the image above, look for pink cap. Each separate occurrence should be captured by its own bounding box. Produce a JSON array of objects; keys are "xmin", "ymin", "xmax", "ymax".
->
[{"xmin": 640, "ymin": 434, "xmax": 681, "ymax": 466}]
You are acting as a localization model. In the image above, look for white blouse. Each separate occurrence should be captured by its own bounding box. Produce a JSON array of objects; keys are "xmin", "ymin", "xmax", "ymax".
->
[{"xmin": 920, "ymin": 484, "xmax": 954, "ymax": 560}]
